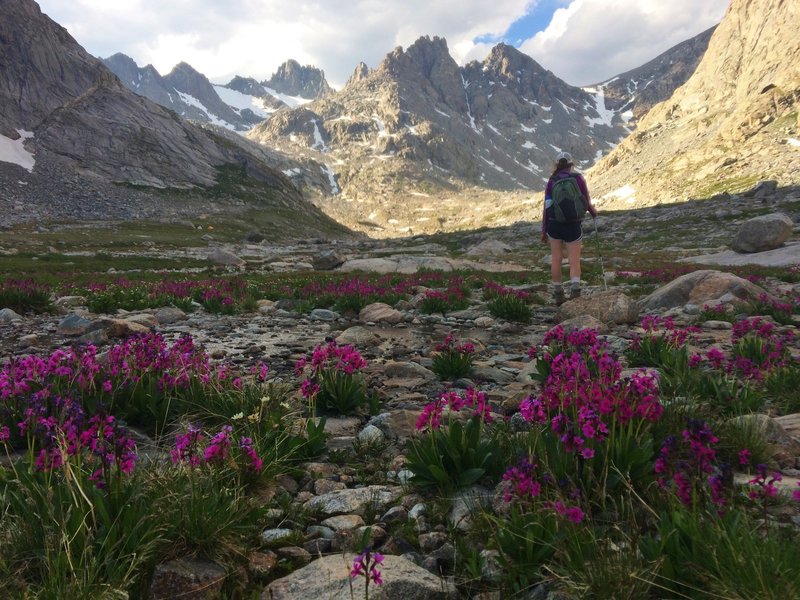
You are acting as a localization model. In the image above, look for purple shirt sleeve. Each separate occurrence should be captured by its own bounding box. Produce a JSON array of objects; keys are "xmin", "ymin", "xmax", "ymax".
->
[{"xmin": 542, "ymin": 178, "xmax": 555, "ymax": 234}]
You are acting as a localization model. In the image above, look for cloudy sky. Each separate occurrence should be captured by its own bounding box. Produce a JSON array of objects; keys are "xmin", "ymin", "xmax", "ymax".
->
[{"xmin": 37, "ymin": 0, "xmax": 729, "ymax": 88}]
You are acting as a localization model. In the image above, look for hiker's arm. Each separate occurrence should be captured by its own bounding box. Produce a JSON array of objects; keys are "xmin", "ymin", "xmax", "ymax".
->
[{"xmin": 542, "ymin": 179, "xmax": 553, "ymax": 240}]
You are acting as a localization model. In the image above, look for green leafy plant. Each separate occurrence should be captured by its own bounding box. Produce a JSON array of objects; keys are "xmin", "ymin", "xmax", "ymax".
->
[
  {"xmin": 742, "ymin": 292, "xmax": 797, "ymax": 326},
  {"xmin": 553, "ymin": 527, "xmax": 659, "ymax": 599},
  {"xmin": 765, "ymin": 365, "xmax": 800, "ymax": 413},
  {"xmin": 641, "ymin": 509, "xmax": 800, "ymax": 599},
  {"xmin": 418, "ymin": 288, "xmax": 469, "ymax": 314},
  {"xmin": 0, "ymin": 279, "xmax": 53, "ymax": 314},
  {"xmin": 624, "ymin": 315, "xmax": 696, "ymax": 369},
  {"xmin": 487, "ymin": 294, "xmax": 532, "ymax": 323},
  {"xmin": 490, "ymin": 506, "xmax": 559, "ymax": 594},
  {"xmin": 430, "ymin": 333, "xmax": 475, "ymax": 380},
  {"xmin": 406, "ymin": 389, "xmax": 504, "ymax": 493},
  {"xmin": 484, "ymin": 283, "xmax": 533, "ymax": 323},
  {"xmin": 696, "ymin": 302, "xmax": 736, "ymax": 323},
  {"xmin": 154, "ymin": 467, "xmax": 266, "ymax": 565},
  {"xmin": 0, "ymin": 430, "xmax": 161, "ymax": 598}
]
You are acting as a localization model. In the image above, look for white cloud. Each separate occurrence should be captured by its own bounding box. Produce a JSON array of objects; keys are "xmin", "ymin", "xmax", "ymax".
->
[
  {"xmin": 519, "ymin": 0, "xmax": 729, "ymax": 85},
  {"xmin": 36, "ymin": 0, "xmax": 729, "ymax": 89},
  {"xmin": 38, "ymin": 0, "xmax": 531, "ymax": 87}
]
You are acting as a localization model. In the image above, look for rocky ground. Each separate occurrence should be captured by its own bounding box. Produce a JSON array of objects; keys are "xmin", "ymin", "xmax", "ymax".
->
[
  {"xmin": 2, "ymin": 256, "xmax": 800, "ymax": 599},
  {"xmin": 1, "ymin": 184, "xmax": 799, "ymax": 599}
]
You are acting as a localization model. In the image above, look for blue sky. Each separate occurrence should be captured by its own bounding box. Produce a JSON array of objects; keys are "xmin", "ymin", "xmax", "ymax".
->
[
  {"xmin": 480, "ymin": 0, "xmax": 566, "ymax": 46},
  {"xmin": 36, "ymin": 0, "xmax": 729, "ymax": 88}
]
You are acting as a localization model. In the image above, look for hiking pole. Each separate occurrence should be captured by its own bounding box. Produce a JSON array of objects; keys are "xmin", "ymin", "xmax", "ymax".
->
[{"xmin": 593, "ymin": 217, "xmax": 608, "ymax": 291}]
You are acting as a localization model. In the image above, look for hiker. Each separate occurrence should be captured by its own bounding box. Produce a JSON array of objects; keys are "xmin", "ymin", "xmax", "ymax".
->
[{"xmin": 540, "ymin": 152, "xmax": 597, "ymax": 305}]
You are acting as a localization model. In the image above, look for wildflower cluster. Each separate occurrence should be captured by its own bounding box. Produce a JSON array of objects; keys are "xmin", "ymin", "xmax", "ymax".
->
[
  {"xmin": 418, "ymin": 279, "xmax": 470, "ymax": 314},
  {"xmin": 0, "ymin": 385, "xmax": 138, "ymax": 489},
  {"xmin": 407, "ymin": 386, "xmax": 502, "ymax": 491},
  {"xmin": 744, "ymin": 292, "xmax": 797, "ymax": 325},
  {"xmin": 681, "ymin": 317, "xmax": 795, "ymax": 415},
  {"xmin": 626, "ymin": 316, "xmax": 699, "ymax": 368},
  {"xmin": 483, "ymin": 281, "xmax": 531, "ymax": 302},
  {"xmin": 730, "ymin": 317, "xmax": 793, "ymax": 376},
  {"xmin": 484, "ymin": 281, "xmax": 534, "ymax": 323},
  {"xmin": 295, "ymin": 340, "xmax": 368, "ymax": 415},
  {"xmin": 698, "ymin": 302, "xmax": 735, "ymax": 322},
  {"xmin": 501, "ymin": 457, "xmax": 585, "ymax": 524},
  {"xmin": 523, "ymin": 327, "xmax": 662, "ymax": 459},
  {"xmin": 0, "ymin": 333, "xmax": 259, "ymax": 485},
  {"xmin": 746, "ymin": 463, "xmax": 782, "ymax": 502},
  {"xmin": 171, "ymin": 423, "xmax": 263, "ymax": 474},
  {"xmin": 0, "ymin": 277, "xmax": 52, "ymax": 313},
  {"xmin": 614, "ymin": 266, "xmax": 698, "ymax": 285},
  {"xmin": 415, "ymin": 388, "xmax": 493, "ymax": 431},
  {"xmin": 655, "ymin": 419, "xmax": 729, "ymax": 509}
]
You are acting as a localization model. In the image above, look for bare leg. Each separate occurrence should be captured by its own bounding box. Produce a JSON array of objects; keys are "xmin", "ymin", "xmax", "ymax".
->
[
  {"xmin": 549, "ymin": 238, "xmax": 564, "ymax": 283},
  {"xmin": 566, "ymin": 240, "xmax": 582, "ymax": 280}
]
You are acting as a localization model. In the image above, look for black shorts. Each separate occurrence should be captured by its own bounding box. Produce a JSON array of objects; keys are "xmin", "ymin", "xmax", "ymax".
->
[{"xmin": 546, "ymin": 221, "xmax": 583, "ymax": 243}]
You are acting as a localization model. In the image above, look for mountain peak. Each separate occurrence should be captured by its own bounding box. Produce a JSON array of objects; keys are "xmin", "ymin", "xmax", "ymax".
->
[
  {"xmin": 265, "ymin": 60, "xmax": 331, "ymax": 99},
  {"xmin": 167, "ymin": 61, "xmax": 204, "ymax": 78},
  {"xmin": 346, "ymin": 61, "xmax": 370, "ymax": 87},
  {"xmin": 226, "ymin": 75, "xmax": 268, "ymax": 97},
  {"xmin": 103, "ymin": 52, "xmax": 137, "ymax": 67}
]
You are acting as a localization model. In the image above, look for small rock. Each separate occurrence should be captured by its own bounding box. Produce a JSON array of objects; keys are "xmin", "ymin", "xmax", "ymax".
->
[{"xmin": 261, "ymin": 528, "xmax": 295, "ymax": 545}]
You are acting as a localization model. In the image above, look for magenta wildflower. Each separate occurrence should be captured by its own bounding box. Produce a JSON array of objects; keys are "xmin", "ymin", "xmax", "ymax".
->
[
  {"xmin": 300, "ymin": 379, "xmax": 319, "ymax": 399},
  {"xmin": 416, "ymin": 397, "xmax": 445, "ymax": 431},
  {"xmin": 351, "ymin": 547, "xmax": 384, "ymax": 598},
  {"xmin": 747, "ymin": 464, "xmax": 781, "ymax": 500},
  {"xmin": 502, "ymin": 457, "xmax": 542, "ymax": 503},
  {"xmin": 738, "ymin": 448, "xmax": 751, "ymax": 466},
  {"xmin": 204, "ymin": 425, "xmax": 233, "ymax": 464},
  {"xmin": 172, "ymin": 424, "xmax": 205, "ymax": 467},
  {"xmin": 656, "ymin": 420, "xmax": 729, "ymax": 509},
  {"xmin": 239, "ymin": 436, "xmax": 263, "ymax": 472}
]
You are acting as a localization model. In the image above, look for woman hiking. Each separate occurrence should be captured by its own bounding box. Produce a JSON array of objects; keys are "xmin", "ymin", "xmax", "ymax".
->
[{"xmin": 540, "ymin": 152, "xmax": 597, "ymax": 305}]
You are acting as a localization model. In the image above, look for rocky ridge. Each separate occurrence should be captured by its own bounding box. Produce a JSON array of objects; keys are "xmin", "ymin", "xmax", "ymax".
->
[
  {"xmin": 103, "ymin": 55, "xmax": 331, "ymax": 132},
  {"xmin": 247, "ymin": 37, "xmax": 634, "ymax": 235}
]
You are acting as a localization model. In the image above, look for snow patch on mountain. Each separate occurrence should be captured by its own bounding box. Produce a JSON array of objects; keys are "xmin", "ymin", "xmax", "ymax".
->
[
  {"xmin": 263, "ymin": 86, "xmax": 311, "ymax": 109},
  {"xmin": 213, "ymin": 85, "xmax": 276, "ymax": 120},
  {"xmin": 176, "ymin": 91, "xmax": 236, "ymax": 130},
  {"xmin": 582, "ymin": 86, "xmax": 616, "ymax": 128},
  {"xmin": 0, "ymin": 130, "xmax": 35, "ymax": 172}
]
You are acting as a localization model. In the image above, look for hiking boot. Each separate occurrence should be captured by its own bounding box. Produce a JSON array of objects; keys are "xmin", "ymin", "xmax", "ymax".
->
[
  {"xmin": 570, "ymin": 285, "xmax": 581, "ymax": 300},
  {"xmin": 553, "ymin": 287, "xmax": 566, "ymax": 305}
]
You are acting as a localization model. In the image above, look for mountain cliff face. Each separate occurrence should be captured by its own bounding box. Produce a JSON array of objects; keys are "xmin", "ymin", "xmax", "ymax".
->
[
  {"xmin": 592, "ymin": 26, "xmax": 715, "ymax": 123},
  {"xmin": 0, "ymin": 0, "xmax": 106, "ymax": 137},
  {"xmin": 589, "ymin": 0, "xmax": 800, "ymax": 208},
  {"xmin": 0, "ymin": 0, "xmax": 343, "ymax": 232}
]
